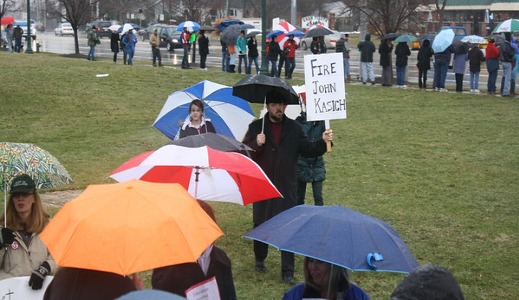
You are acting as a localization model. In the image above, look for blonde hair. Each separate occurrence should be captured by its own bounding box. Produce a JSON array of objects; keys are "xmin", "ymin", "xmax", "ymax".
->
[{"xmin": 1, "ymin": 191, "xmax": 49, "ymax": 233}]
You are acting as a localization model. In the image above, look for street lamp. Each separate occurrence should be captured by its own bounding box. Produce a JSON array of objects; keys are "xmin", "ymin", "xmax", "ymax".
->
[
  {"xmin": 26, "ymin": 0, "xmax": 34, "ymax": 53},
  {"xmin": 259, "ymin": 0, "xmax": 268, "ymax": 74}
]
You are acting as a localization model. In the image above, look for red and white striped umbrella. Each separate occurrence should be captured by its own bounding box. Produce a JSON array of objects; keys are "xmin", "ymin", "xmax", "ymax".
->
[
  {"xmin": 110, "ymin": 145, "xmax": 282, "ymax": 206},
  {"xmin": 273, "ymin": 21, "xmax": 300, "ymax": 49}
]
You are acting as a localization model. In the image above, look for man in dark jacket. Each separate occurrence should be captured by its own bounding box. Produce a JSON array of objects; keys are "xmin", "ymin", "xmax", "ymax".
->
[
  {"xmin": 242, "ymin": 89, "xmax": 333, "ymax": 285},
  {"xmin": 268, "ymin": 36, "xmax": 281, "ymax": 77},
  {"xmin": 198, "ymin": 30, "xmax": 209, "ymax": 70},
  {"xmin": 395, "ymin": 41, "xmax": 411, "ymax": 87},
  {"xmin": 417, "ymin": 39, "xmax": 434, "ymax": 89},
  {"xmin": 379, "ymin": 38, "xmax": 393, "ymax": 86},
  {"xmin": 357, "ymin": 33, "xmax": 376, "ymax": 85},
  {"xmin": 499, "ymin": 32, "xmax": 515, "ymax": 97}
]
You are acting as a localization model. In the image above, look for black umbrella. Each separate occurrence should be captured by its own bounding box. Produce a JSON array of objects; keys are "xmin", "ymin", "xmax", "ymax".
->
[
  {"xmin": 381, "ymin": 32, "xmax": 399, "ymax": 41},
  {"xmin": 246, "ymin": 30, "xmax": 261, "ymax": 38},
  {"xmin": 221, "ymin": 24, "xmax": 255, "ymax": 45},
  {"xmin": 168, "ymin": 132, "xmax": 253, "ymax": 153},
  {"xmin": 199, "ymin": 25, "xmax": 216, "ymax": 32},
  {"xmin": 304, "ymin": 26, "xmax": 333, "ymax": 38},
  {"xmin": 452, "ymin": 39, "xmax": 469, "ymax": 54},
  {"xmin": 232, "ymin": 74, "xmax": 299, "ymax": 105}
]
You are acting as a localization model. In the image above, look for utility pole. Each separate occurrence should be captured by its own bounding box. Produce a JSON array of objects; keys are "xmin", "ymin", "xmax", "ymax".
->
[{"xmin": 291, "ymin": 0, "xmax": 296, "ymax": 25}]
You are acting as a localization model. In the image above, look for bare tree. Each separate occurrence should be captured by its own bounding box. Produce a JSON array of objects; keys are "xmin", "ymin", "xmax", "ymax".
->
[
  {"xmin": 434, "ymin": 0, "xmax": 448, "ymax": 30},
  {"xmin": 48, "ymin": 0, "xmax": 92, "ymax": 54},
  {"xmin": 341, "ymin": 0, "xmax": 429, "ymax": 36}
]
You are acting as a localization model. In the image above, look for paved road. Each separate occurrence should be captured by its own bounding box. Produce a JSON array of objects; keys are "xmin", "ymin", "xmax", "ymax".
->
[{"xmin": 37, "ymin": 32, "xmax": 516, "ymax": 91}]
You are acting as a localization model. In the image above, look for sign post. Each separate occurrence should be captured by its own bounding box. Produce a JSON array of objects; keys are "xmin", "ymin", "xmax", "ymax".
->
[{"xmin": 304, "ymin": 52, "xmax": 347, "ymax": 152}]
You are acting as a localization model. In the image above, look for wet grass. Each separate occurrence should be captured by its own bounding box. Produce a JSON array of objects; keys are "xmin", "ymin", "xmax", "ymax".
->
[{"xmin": 1, "ymin": 52, "xmax": 518, "ymax": 299}]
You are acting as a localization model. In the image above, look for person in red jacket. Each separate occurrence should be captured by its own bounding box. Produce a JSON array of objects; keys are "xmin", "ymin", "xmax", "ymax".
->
[
  {"xmin": 180, "ymin": 27, "xmax": 191, "ymax": 69},
  {"xmin": 485, "ymin": 38, "xmax": 500, "ymax": 94},
  {"xmin": 283, "ymin": 34, "xmax": 298, "ymax": 79}
]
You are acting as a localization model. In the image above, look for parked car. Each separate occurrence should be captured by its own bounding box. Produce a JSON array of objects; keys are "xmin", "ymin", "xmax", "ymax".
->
[
  {"xmin": 299, "ymin": 30, "xmax": 341, "ymax": 50},
  {"xmin": 87, "ymin": 20, "xmax": 113, "ymax": 38},
  {"xmin": 412, "ymin": 26, "xmax": 467, "ymax": 50},
  {"xmin": 54, "ymin": 22, "xmax": 74, "ymax": 36},
  {"xmin": 138, "ymin": 24, "xmax": 181, "ymax": 51},
  {"xmin": 34, "ymin": 22, "xmax": 45, "ymax": 32},
  {"xmin": 13, "ymin": 21, "xmax": 37, "ymax": 40}
]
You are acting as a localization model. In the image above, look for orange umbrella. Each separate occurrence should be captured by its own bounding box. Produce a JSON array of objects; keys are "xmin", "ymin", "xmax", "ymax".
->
[{"xmin": 40, "ymin": 179, "xmax": 223, "ymax": 276}]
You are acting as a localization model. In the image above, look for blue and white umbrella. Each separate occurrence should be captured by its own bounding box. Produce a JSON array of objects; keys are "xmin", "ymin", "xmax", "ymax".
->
[
  {"xmin": 461, "ymin": 35, "xmax": 487, "ymax": 44},
  {"xmin": 266, "ymin": 30, "xmax": 284, "ymax": 39},
  {"xmin": 244, "ymin": 205, "xmax": 419, "ymax": 274},
  {"xmin": 432, "ymin": 28, "xmax": 455, "ymax": 53},
  {"xmin": 177, "ymin": 21, "xmax": 200, "ymax": 32},
  {"xmin": 153, "ymin": 80, "xmax": 255, "ymax": 141}
]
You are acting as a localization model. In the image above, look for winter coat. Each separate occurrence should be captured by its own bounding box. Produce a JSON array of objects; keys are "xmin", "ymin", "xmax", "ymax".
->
[
  {"xmin": 267, "ymin": 41, "xmax": 280, "ymax": 61},
  {"xmin": 0, "ymin": 231, "xmax": 57, "ymax": 280},
  {"xmin": 247, "ymin": 38, "xmax": 259, "ymax": 58},
  {"xmin": 198, "ymin": 34, "xmax": 209, "ymax": 55},
  {"xmin": 453, "ymin": 53, "xmax": 468, "ymax": 74},
  {"xmin": 122, "ymin": 32, "xmax": 137, "ymax": 52},
  {"xmin": 468, "ymin": 46, "xmax": 485, "ymax": 73},
  {"xmin": 486, "ymin": 42, "xmax": 500, "ymax": 73},
  {"xmin": 283, "ymin": 38, "xmax": 298, "ymax": 59},
  {"xmin": 499, "ymin": 41, "xmax": 515, "ymax": 63},
  {"xmin": 110, "ymin": 32, "xmax": 120, "ymax": 53},
  {"xmin": 357, "ymin": 34, "xmax": 376, "ymax": 63},
  {"xmin": 149, "ymin": 32, "xmax": 160, "ymax": 48},
  {"xmin": 43, "ymin": 267, "xmax": 136, "ymax": 300},
  {"xmin": 395, "ymin": 42, "xmax": 411, "ymax": 66},
  {"xmin": 417, "ymin": 43, "xmax": 433, "ymax": 70},
  {"xmin": 179, "ymin": 120, "xmax": 216, "ymax": 138},
  {"xmin": 242, "ymin": 115, "xmax": 327, "ymax": 225},
  {"xmin": 282, "ymin": 283, "xmax": 371, "ymax": 300},
  {"xmin": 236, "ymin": 35, "xmax": 247, "ymax": 55},
  {"xmin": 296, "ymin": 112, "xmax": 326, "ymax": 182},
  {"xmin": 336, "ymin": 38, "xmax": 350, "ymax": 59},
  {"xmin": 310, "ymin": 40, "xmax": 321, "ymax": 54},
  {"xmin": 378, "ymin": 41, "xmax": 393, "ymax": 66},
  {"xmin": 87, "ymin": 30, "xmax": 97, "ymax": 47},
  {"xmin": 434, "ymin": 45, "xmax": 453, "ymax": 64},
  {"xmin": 152, "ymin": 246, "xmax": 237, "ymax": 300}
]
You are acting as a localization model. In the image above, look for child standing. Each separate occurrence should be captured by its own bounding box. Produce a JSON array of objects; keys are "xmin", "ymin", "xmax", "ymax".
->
[{"xmin": 468, "ymin": 43, "xmax": 485, "ymax": 94}]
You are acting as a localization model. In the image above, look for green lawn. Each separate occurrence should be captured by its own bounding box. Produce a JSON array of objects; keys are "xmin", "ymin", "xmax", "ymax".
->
[{"xmin": 1, "ymin": 52, "xmax": 518, "ymax": 299}]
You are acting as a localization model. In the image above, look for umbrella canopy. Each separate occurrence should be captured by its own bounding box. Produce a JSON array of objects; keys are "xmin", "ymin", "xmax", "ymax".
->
[
  {"xmin": 285, "ymin": 30, "xmax": 305, "ymax": 37},
  {"xmin": 266, "ymin": 30, "xmax": 284, "ymax": 39},
  {"xmin": 461, "ymin": 35, "xmax": 487, "ymax": 44},
  {"xmin": 153, "ymin": 80, "xmax": 254, "ymax": 141},
  {"xmin": 273, "ymin": 21, "xmax": 301, "ymax": 50},
  {"xmin": 395, "ymin": 34, "xmax": 417, "ymax": 43},
  {"xmin": 0, "ymin": 16, "xmax": 14, "ymax": 25},
  {"xmin": 452, "ymin": 39, "xmax": 469, "ymax": 54},
  {"xmin": 382, "ymin": 32, "xmax": 399, "ymax": 41},
  {"xmin": 233, "ymin": 74, "xmax": 299, "ymax": 104},
  {"xmin": 0, "ymin": 142, "xmax": 73, "ymax": 191},
  {"xmin": 121, "ymin": 23, "xmax": 134, "ymax": 34},
  {"xmin": 177, "ymin": 21, "xmax": 200, "ymax": 32},
  {"xmin": 199, "ymin": 25, "xmax": 216, "ymax": 32},
  {"xmin": 220, "ymin": 24, "xmax": 253, "ymax": 45},
  {"xmin": 304, "ymin": 24, "xmax": 334, "ymax": 38},
  {"xmin": 246, "ymin": 29, "xmax": 261, "ymax": 38},
  {"xmin": 110, "ymin": 145, "xmax": 282, "ymax": 206},
  {"xmin": 117, "ymin": 290, "xmax": 186, "ymax": 300},
  {"xmin": 168, "ymin": 132, "xmax": 253, "ymax": 153},
  {"xmin": 216, "ymin": 18, "xmax": 244, "ymax": 31},
  {"xmin": 244, "ymin": 205, "xmax": 419, "ymax": 274},
  {"xmin": 40, "ymin": 180, "xmax": 223, "ymax": 276},
  {"xmin": 492, "ymin": 18, "xmax": 519, "ymax": 33},
  {"xmin": 432, "ymin": 28, "xmax": 455, "ymax": 53},
  {"xmin": 108, "ymin": 24, "xmax": 121, "ymax": 32}
]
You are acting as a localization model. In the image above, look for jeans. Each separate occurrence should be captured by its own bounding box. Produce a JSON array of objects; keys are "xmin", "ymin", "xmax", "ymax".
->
[
  {"xmin": 270, "ymin": 60, "xmax": 278, "ymax": 77},
  {"xmin": 297, "ymin": 180, "xmax": 323, "ymax": 206},
  {"xmin": 434, "ymin": 61, "xmax": 449, "ymax": 89},
  {"xmin": 247, "ymin": 56, "xmax": 259, "ymax": 74},
  {"xmin": 488, "ymin": 69, "xmax": 498, "ymax": 93},
  {"xmin": 418, "ymin": 68, "xmax": 428, "ymax": 88},
  {"xmin": 470, "ymin": 72, "xmax": 479, "ymax": 90},
  {"xmin": 7, "ymin": 36, "xmax": 12, "ymax": 52},
  {"xmin": 87, "ymin": 45, "xmax": 96, "ymax": 60},
  {"xmin": 396, "ymin": 65, "xmax": 406, "ymax": 86},
  {"xmin": 181, "ymin": 46, "xmax": 189, "ymax": 68},
  {"xmin": 222, "ymin": 52, "xmax": 229, "ymax": 71},
  {"xmin": 502, "ymin": 61, "xmax": 512, "ymax": 96},
  {"xmin": 361, "ymin": 62, "xmax": 374, "ymax": 82},
  {"xmin": 285, "ymin": 57, "xmax": 295, "ymax": 78},
  {"xmin": 344, "ymin": 58, "xmax": 350, "ymax": 77},
  {"xmin": 14, "ymin": 38, "xmax": 22, "ymax": 52},
  {"xmin": 238, "ymin": 54, "xmax": 247, "ymax": 73},
  {"xmin": 152, "ymin": 47, "xmax": 161, "ymax": 66},
  {"xmin": 500, "ymin": 77, "xmax": 515, "ymax": 95},
  {"xmin": 277, "ymin": 55, "xmax": 286, "ymax": 77}
]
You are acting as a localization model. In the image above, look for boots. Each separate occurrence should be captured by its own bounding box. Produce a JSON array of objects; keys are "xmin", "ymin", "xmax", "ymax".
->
[{"xmin": 229, "ymin": 65, "xmax": 236, "ymax": 73}]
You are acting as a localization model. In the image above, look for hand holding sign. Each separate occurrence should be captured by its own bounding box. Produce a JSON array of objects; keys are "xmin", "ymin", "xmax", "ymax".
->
[{"xmin": 304, "ymin": 52, "xmax": 347, "ymax": 152}]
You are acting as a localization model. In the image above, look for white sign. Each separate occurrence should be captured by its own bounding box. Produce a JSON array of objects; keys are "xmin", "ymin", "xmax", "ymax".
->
[
  {"xmin": 0, "ymin": 276, "xmax": 53, "ymax": 299},
  {"xmin": 185, "ymin": 276, "xmax": 220, "ymax": 300},
  {"xmin": 304, "ymin": 53, "xmax": 346, "ymax": 121},
  {"xmin": 301, "ymin": 16, "xmax": 328, "ymax": 29}
]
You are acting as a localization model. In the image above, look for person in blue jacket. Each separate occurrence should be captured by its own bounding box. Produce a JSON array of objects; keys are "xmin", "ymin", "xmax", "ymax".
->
[
  {"xmin": 122, "ymin": 29, "xmax": 138, "ymax": 65},
  {"xmin": 282, "ymin": 257, "xmax": 370, "ymax": 300}
]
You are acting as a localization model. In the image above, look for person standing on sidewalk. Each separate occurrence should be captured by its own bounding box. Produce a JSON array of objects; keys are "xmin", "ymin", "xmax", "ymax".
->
[
  {"xmin": 150, "ymin": 29, "xmax": 162, "ymax": 67},
  {"xmin": 247, "ymin": 35, "xmax": 259, "ymax": 74},
  {"xmin": 335, "ymin": 34, "xmax": 351, "ymax": 81},
  {"xmin": 485, "ymin": 38, "xmax": 500, "ymax": 94},
  {"xmin": 395, "ymin": 41, "xmax": 411, "ymax": 88},
  {"xmin": 86, "ymin": 26, "xmax": 98, "ymax": 61},
  {"xmin": 13, "ymin": 24, "xmax": 23, "ymax": 53},
  {"xmin": 378, "ymin": 38, "xmax": 393, "ymax": 86},
  {"xmin": 198, "ymin": 30, "xmax": 209, "ymax": 70},
  {"xmin": 499, "ymin": 32, "xmax": 515, "ymax": 97},
  {"xmin": 236, "ymin": 30, "xmax": 248, "ymax": 74},
  {"xmin": 181, "ymin": 27, "xmax": 191, "ymax": 69},
  {"xmin": 110, "ymin": 29, "xmax": 120, "ymax": 63},
  {"xmin": 357, "ymin": 34, "xmax": 376, "ymax": 85},
  {"xmin": 417, "ymin": 39, "xmax": 433, "ymax": 90},
  {"xmin": 283, "ymin": 34, "xmax": 298, "ymax": 80},
  {"xmin": 5, "ymin": 24, "xmax": 13, "ymax": 53},
  {"xmin": 468, "ymin": 43, "xmax": 485, "ymax": 94}
]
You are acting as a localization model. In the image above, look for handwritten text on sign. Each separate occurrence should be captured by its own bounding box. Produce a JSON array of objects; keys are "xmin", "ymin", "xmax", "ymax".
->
[{"xmin": 304, "ymin": 52, "xmax": 346, "ymax": 121}]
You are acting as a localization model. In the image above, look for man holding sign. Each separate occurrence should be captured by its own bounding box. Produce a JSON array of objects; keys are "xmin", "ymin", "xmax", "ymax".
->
[{"xmin": 242, "ymin": 90, "xmax": 333, "ymax": 285}]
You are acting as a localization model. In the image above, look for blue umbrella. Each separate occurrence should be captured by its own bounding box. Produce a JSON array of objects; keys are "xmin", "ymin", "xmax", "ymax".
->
[
  {"xmin": 177, "ymin": 21, "xmax": 200, "ymax": 32},
  {"xmin": 285, "ymin": 30, "xmax": 305, "ymax": 37},
  {"xmin": 432, "ymin": 28, "xmax": 455, "ymax": 53},
  {"xmin": 395, "ymin": 34, "xmax": 417, "ymax": 43},
  {"xmin": 243, "ymin": 205, "xmax": 419, "ymax": 274},
  {"xmin": 217, "ymin": 18, "xmax": 244, "ymax": 31},
  {"xmin": 153, "ymin": 80, "xmax": 255, "ymax": 141},
  {"xmin": 266, "ymin": 30, "xmax": 284, "ymax": 39}
]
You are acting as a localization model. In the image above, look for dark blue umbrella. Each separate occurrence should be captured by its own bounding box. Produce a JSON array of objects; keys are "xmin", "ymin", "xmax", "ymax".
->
[
  {"xmin": 217, "ymin": 18, "xmax": 244, "ymax": 31},
  {"xmin": 243, "ymin": 205, "xmax": 419, "ymax": 274},
  {"xmin": 266, "ymin": 30, "xmax": 284, "ymax": 39}
]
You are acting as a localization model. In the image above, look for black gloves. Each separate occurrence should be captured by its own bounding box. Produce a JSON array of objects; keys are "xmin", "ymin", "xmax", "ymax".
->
[
  {"xmin": 0, "ymin": 228, "xmax": 15, "ymax": 247},
  {"xmin": 29, "ymin": 261, "xmax": 51, "ymax": 290}
]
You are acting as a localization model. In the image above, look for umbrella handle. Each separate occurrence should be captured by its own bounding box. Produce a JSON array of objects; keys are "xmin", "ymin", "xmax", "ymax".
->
[{"xmin": 367, "ymin": 252, "xmax": 383, "ymax": 270}]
